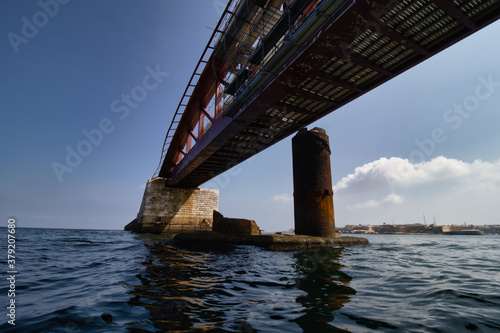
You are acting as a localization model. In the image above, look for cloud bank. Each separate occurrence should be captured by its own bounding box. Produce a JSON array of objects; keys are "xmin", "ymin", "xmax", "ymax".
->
[
  {"xmin": 334, "ymin": 156, "xmax": 500, "ymax": 196},
  {"xmin": 347, "ymin": 193, "xmax": 404, "ymax": 210},
  {"xmin": 271, "ymin": 193, "xmax": 293, "ymax": 203},
  {"xmin": 334, "ymin": 156, "xmax": 500, "ymax": 218}
]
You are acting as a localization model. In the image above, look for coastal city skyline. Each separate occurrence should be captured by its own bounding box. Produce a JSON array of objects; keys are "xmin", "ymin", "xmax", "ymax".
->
[{"xmin": 337, "ymin": 222, "xmax": 499, "ymax": 235}]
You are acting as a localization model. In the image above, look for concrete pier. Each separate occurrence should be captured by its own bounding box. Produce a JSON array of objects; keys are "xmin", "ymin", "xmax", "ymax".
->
[
  {"xmin": 125, "ymin": 177, "xmax": 219, "ymax": 233},
  {"xmin": 174, "ymin": 232, "xmax": 368, "ymax": 251},
  {"xmin": 292, "ymin": 128, "xmax": 336, "ymax": 237}
]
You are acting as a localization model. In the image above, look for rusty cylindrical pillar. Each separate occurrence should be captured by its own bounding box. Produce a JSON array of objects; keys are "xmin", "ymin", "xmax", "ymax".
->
[{"xmin": 292, "ymin": 127, "xmax": 336, "ymax": 237}]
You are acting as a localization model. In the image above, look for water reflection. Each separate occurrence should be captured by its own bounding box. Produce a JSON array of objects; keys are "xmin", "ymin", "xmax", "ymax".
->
[
  {"xmin": 128, "ymin": 238, "xmax": 226, "ymax": 332},
  {"xmin": 128, "ymin": 236, "xmax": 356, "ymax": 332},
  {"xmin": 293, "ymin": 247, "xmax": 355, "ymax": 332}
]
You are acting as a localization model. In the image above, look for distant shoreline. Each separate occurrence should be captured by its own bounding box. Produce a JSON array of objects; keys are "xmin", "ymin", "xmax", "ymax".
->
[{"xmin": 337, "ymin": 224, "xmax": 498, "ymax": 235}]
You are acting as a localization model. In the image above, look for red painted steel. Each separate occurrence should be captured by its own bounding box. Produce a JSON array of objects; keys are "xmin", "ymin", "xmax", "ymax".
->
[{"xmin": 160, "ymin": 55, "xmax": 228, "ymax": 175}]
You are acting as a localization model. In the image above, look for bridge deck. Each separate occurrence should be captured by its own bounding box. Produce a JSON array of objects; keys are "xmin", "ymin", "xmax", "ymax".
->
[{"xmin": 155, "ymin": 0, "xmax": 500, "ymax": 188}]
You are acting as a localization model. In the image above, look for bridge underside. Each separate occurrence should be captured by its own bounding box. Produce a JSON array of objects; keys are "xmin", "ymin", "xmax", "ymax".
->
[{"xmin": 158, "ymin": 0, "xmax": 500, "ymax": 188}]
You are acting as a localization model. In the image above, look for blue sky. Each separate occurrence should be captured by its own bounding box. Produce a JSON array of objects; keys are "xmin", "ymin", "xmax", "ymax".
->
[{"xmin": 1, "ymin": 1, "xmax": 499, "ymax": 232}]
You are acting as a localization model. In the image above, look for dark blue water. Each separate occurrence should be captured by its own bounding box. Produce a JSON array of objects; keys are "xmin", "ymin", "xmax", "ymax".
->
[{"xmin": 1, "ymin": 228, "xmax": 500, "ymax": 332}]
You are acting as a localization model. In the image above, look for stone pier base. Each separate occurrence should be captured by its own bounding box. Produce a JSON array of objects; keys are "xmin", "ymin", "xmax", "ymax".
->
[
  {"xmin": 174, "ymin": 232, "xmax": 369, "ymax": 251},
  {"xmin": 125, "ymin": 177, "xmax": 219, "ymax": 234}
]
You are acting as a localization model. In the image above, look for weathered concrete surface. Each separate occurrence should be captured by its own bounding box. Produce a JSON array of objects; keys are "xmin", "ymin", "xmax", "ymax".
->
[
  {"xmin": 212, "ymin": 211, "xmax": 261, "ymax": 235},
  {"xmin": 174, "ymin": 231, "xmax": 368, "ymax": 251},
  {"xmin": 292, "ymin": 127, "xmax": 336, "ymax": 237},
  {"xmin": 125, "ymin": 177, "xmax": 219, "ymax": 233}
]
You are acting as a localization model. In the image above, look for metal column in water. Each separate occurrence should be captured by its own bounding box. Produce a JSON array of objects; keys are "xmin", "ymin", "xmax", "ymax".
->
[{"xmin": 292, "ymin": 127, "xmax": 336, "ymax": 237}]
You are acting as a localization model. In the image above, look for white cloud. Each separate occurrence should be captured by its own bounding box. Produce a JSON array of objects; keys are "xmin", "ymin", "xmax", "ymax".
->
[
  {"xmin": 460, "ymin": 159, "xmax": 500, "ymax": 194},
  {"xmin": 271, "ymin": 193, "xmax": 293, "ymax": 203},
  {"xmin": 334, "ymin": 156, "xmax": 500, "ymax": 195},
  {"xmin": 383, "ymin": 193, "xmax": 404, "ymax": 204},
  {"xmin": 347, "ymin": 199, "xmax": 380, "ymax": 210},
  {"xmin": 335, "ymin": 156, "xmax": 500, "ymax": 222},
  {"xmin": 347, "ymin": 193, "xmax": 403, "ymax": 210}
]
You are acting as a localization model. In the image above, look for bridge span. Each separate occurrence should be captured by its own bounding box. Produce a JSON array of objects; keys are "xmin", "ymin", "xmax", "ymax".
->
[{"xmin": 154, "ymin": 0, "xmax": 500, "ymax": 189}]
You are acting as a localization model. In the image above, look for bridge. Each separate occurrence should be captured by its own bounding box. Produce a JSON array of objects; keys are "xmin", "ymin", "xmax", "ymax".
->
[{"xmin": 152, "ymin": 0, "xmax": 500, "ymax": 189}]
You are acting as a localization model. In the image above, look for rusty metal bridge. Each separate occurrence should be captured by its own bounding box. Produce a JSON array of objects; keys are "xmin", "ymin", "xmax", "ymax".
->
[{"xmin": 153, "ymin": 0, "xmax": 500, "ymax": 188}]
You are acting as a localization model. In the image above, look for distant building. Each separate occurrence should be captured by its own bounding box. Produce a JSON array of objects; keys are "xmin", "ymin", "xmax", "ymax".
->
[
  {"xmin": 475, "ymin": 225, "xmax": 500, "ymax": 234},
  {"xmin": 338, "ymin": 224, "xmax": 376, "ymax": 234}
]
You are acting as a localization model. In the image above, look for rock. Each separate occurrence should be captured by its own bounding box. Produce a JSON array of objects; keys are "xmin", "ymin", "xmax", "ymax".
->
[
  {"xmin": 101, "ymin": 313, "xmax": 114, "ymax": 324},
  {"xmin": 212, "ymin": 211, "xmax": 261, "ymax": 235}
]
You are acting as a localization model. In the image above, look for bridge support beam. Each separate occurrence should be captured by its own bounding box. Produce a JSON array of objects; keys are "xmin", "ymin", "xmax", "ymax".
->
[
  {"xmin": 292, "ymin": 127, "xmax": 336, "ymax": 237},
  {"xmin": 125, "ymin": 177, "xmax": 219, "ymax": 234}
]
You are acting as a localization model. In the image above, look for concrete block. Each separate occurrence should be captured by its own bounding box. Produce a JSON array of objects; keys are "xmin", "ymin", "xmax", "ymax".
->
[
  {"xmin": 125, "ymin": 177, "xmax": 219, "ymax": 234},
  {"xmin": 212, "ymin": 211, "xmax": 261, "ymax": 235}
]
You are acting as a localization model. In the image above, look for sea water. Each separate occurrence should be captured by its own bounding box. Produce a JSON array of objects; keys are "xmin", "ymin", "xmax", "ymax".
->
[{"xmin": 1, "ymin": 228, "xmax": 499, "ymax": 332}]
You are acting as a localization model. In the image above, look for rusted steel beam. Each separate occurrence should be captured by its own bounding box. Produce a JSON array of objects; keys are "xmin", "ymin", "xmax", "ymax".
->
[
  {"xmin": 433, "ymin": 0, "xmax": 476, "ymax": 30},
  {"xmin": 373, "ymin": 25, "xmax": 429, "ymax": 57},
  {"xmin": 166, "ymin": 115, "xmax": 234, "ymax": 186},
  {"xmin": 198, "ymin": 111, "xmax": 205, "ymax": 139},
  {"xmin": 352, "ymin": 7, "xmax": 431, "ymax": 57},
  {"xmin": 293, "ymin": 88, "xmax": 339, "ymax": 107},
  {"xmin": 201, "ymin": 107, "xmax": 214, "ymax": 123},
  {"xmin": 189, "ymin": 130, "xmax": 197, "ymax": 142},
  {"xmin": 346, "ymin": 53, "xmax": 394, "ymax": 77},
  {"xmin": 186, "ymin": 133, "xmax": 192, "ymax": 152},
  {"xmin": 275, "ymin": 101, "xmax": 318, "ymax": 115},
  {"xmin": 245, "ymin": 123, "xmax": 269, "ymax": 130},
  {"xmin": 314, "ymin": 71, "xmax": 364, "ymax": 92}
]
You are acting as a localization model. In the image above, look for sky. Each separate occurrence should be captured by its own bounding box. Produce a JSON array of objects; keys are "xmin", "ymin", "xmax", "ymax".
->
[{"xmin": 1, "ymin": 1, "xmax": 499, "ymax": 232}]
